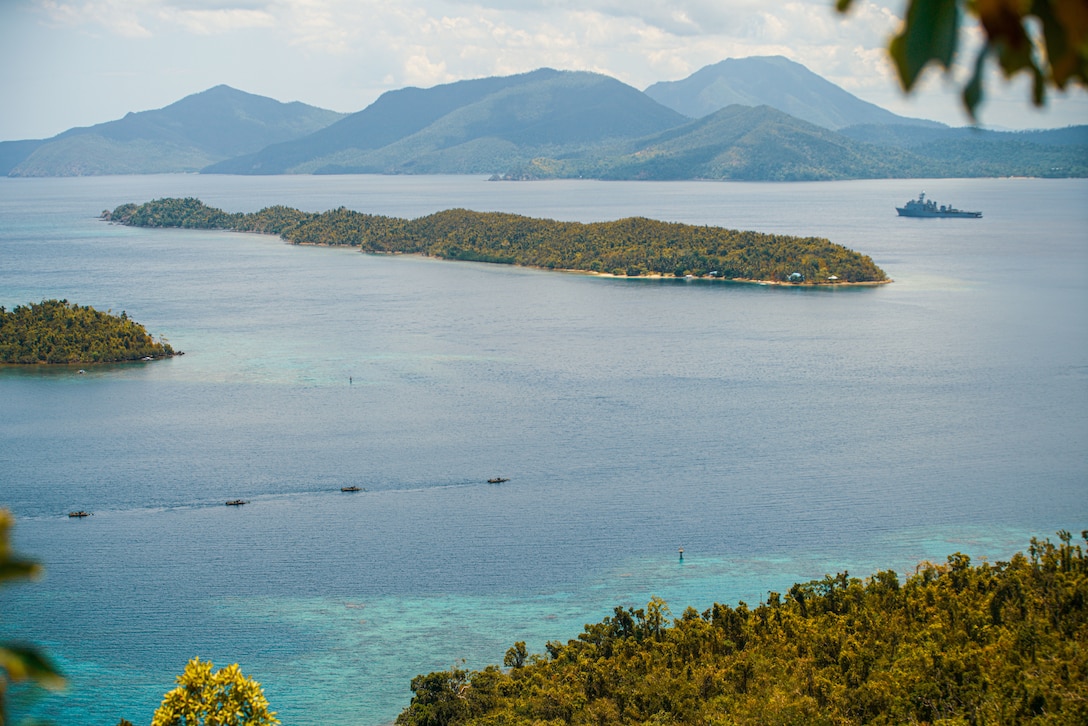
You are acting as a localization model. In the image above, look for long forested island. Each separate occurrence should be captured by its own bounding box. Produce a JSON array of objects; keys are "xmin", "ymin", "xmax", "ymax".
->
[
  {"xmin": 0, "ymin": 299, "xmax": 178, "ymax": 364},
  {"xmin": 105, "ymin": 198, "xmax": 888, "ymax": 285}
]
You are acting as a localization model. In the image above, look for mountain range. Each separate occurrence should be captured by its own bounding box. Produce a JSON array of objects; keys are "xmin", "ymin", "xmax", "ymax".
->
[
  {"xmin": 204, "ymin": 68, "xmax": 689, "ymax": 175},
  {"xmin": 3, "ymin": 57, "xmax": 1084, "ymax": 180}
]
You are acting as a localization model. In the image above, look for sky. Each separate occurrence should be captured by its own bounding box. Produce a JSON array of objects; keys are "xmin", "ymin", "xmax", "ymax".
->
[{"xmin": 1, "ymin": 0, "xmax": 1085, "ymax": 141}]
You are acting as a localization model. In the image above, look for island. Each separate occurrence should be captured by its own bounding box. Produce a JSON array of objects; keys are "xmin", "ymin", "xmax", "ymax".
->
[
  {"xmin": 104, "ymin": 198, "xmax": 889, "ymax": 285},
  {"xmin": 0, "ymin": 299, "xmax": 179, "ymax": 365}
]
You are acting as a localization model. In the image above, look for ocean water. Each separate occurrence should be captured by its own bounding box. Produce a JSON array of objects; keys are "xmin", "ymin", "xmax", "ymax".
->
[{"xmin": 1, "ymin": 175, "xmax": 1085, "ymax": 725}]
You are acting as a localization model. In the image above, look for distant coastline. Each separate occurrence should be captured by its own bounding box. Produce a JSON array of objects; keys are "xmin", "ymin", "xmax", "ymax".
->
[
  {"xmin": 281, "ymin": 242, "xmax": 893, "ymax": 286},
  {"xmin": 564, "ymin": 270, "xmax": 893, "ymax": 286},
  {"xmin": 105, "ymin": 198, "xmax": 890, "ymax": 286}
]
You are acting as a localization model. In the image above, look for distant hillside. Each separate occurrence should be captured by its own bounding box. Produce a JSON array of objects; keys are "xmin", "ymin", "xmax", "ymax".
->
[
  {"xmin": 840, "ymin": 124, "xmax": 1088, "ymax": 177},
  {"xmin": 203, "ymin": 71, "xmax": 554, "ymax": 174},
  {"xmin": 204, "ymin": 69, "xmax": 689, "ymax": 175},
  {"xmin": 840, "ymin": 123, "xmax": 1088, "ymax": 147},
  {"xmin": 1, "ymin": 86, "xmax": 345, "ymax": 176},
  {"xmin": 644, "ymin": 56, "xmax": 942, "ymax": 130},
  {"xmin": 0, "ymin": 139, "xmax": 43, "ymax": 175},
  {"xmin": 499, "ymin": 105, "xmax": 938, "ymax": 181}
]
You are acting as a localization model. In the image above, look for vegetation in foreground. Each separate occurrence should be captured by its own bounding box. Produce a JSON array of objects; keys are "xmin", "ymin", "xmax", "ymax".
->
[
  {"xmin": 1, "ymin": 509, "xmax": 65, "ymax": 726},
  {"xmin": 3, "ymin": 509, "xmax": 277, "ymax": 726},
  {"xmin": 5, "ymin": 524, "xmax": 1085, "ymax": 724},
  {"xmin": 835, "ymin": 0, "xmax": 1088, "ymax": 122},
  {"xmin": 106, "ymin": 197, "xmax": 888, "ymax": 284},
  {"xmin": 144, "ymin": 658, "xmax": 278, "ymax": 726},
  {"xmin": 0, "ymin": 299, "xmax": 178, "ymax": 365},
  {"xmin": 396, "ymin": 532, "xmax": 1088, "ymax": 726}
]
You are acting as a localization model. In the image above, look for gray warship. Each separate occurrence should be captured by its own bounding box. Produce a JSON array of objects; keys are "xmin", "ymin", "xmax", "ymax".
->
[{"xmin": 896, "ymin": 192, "xmax": 982, "ymax": 218}]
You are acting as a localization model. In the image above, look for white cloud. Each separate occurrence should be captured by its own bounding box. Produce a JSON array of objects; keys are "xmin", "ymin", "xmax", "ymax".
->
[
  {"xmin": 163, "ymin": 7, "xmax": 275, "ymax": 33},
  {"xmin": 8, "ymin": 0, "xmax": 1084, "ymax": 139},
  {"xmin": 40, "ymin": 0, "xmax": 278, "ymax": 34},
  {"xmin": 28, "ymin": 0, "xmax": 903, "ymax": 92},
  {"xmin": 402, "ymin": 52, "xmax": 452, "ymax": 87},
  {"xmin": 170, "ymin": 0, "xmax": 275, "ymax": 7},
  {"xmin": 38, "ymin": 0, "xmax": 155, "ymax": 37}
]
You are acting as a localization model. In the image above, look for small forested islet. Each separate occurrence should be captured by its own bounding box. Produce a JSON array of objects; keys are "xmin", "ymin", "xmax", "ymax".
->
[
  {"xmin": 0, "ymin": 299, "xmax": 178, "ymax": 364},
  {"xmin": 105, "ymin": 197, "xmax": 888, "ymax": 284}
]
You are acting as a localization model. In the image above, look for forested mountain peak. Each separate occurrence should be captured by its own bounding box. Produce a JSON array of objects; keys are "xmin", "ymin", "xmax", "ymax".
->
[
  {"xmin": 1, "ymin": 86, "xmax": 345, "ymax": 176},
  {"xmin": 644, "ymin": 55, "xmax": 943, "ymax": 130}
]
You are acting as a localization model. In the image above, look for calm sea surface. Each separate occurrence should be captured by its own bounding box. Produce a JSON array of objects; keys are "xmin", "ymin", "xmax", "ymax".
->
[{"xmin": 2, "ymin": 175, "xmax": 1086, "ymax": 725}]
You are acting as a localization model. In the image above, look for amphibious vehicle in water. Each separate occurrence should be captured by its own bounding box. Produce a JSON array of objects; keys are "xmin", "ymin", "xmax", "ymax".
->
[{"xmin": 896, "ymin": 192, "xmax": 982, "ymax": 218}]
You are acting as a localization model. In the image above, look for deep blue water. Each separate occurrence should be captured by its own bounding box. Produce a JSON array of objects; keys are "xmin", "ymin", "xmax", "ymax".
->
[{"xmin": 2, "ymin": 175, "xmax": 1086, "ymax": 725}]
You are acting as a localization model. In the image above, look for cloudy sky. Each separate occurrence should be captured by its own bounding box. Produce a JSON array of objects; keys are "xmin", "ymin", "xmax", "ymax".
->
[{"xmin": 1, "ymin": 0, "xmax": 1085, "ymax": 141}]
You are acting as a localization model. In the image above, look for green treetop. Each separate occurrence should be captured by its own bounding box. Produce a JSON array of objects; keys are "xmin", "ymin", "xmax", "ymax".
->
[{"xmin": 149, "ymin": 658, "xmax": 278, "ymax": 726}]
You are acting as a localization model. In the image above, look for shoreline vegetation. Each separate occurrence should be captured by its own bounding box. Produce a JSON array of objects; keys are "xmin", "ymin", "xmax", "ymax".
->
[
  {"xmin": 104, "ymin": 198, "xmax": 889, "ymax": 285},
  {"xmin": 0, "ymin": 299, "xmax": 179, "ymax": 365},
  {"xmin": 395, "ymin": 532, "xmax": 1088, "ymax": 726}
]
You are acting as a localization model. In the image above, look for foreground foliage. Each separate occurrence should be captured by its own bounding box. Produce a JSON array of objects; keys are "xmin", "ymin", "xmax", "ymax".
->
[
  {"xmin": 396, "ymin": 532, "xmax": 1088, "ymax": 726},
  {"xmin": 0, "ymin": 299, "xmax": 177, "ymax": 364},
  {"xmin": 107, "ymin": 198, "xmax": 888, "ymax": 284},
  {"xmin": 836, "ymin": 0, "xmax": 1088, "ymax": 122},
  {"xmin": 0, "ymin": 510, "xmax": 65, "ymax": 726},
  {"xmin": 144, "ymin": 658, "xmax": 278, "ymax": 726}
]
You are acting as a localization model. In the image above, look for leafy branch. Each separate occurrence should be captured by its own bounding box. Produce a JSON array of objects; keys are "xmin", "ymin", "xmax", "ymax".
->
[{"xmin": 837, "ymin": 0, "xmax": 1088, "ymax": 120}]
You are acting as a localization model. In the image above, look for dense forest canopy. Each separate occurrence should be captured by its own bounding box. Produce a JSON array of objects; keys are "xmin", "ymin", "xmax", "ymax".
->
[
  {"xmin": 395, "ymin": 532, "xmax": 1088, "ymax": 726},
  {"xmin": 0, "ymin": 299, "xmax": 177, "ymax": 364},
  {"xmin": 106, "ymin": 198, "xmax": 888, "ymax": 284}
]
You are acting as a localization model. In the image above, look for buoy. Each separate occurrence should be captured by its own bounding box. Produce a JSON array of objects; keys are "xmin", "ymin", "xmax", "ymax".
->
[{"xmin": 679, "ymin": 547, "xmax": 684, "ymax": 562}]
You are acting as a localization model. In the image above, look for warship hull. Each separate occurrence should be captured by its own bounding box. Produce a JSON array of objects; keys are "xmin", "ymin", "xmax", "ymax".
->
[
  {"xmin": 897, "ymin": 192, "xmax": 981, "ymax": 218},
  {"xmin": 896, "ymin": 207, "xmax": 982, "ymax": 218}
]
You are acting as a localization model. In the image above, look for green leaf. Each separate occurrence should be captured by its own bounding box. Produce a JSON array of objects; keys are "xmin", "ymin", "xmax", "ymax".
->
[
  {"xmin": 1034, "ymin": 0, "xmax": 1088, "ymax": 89},
  {"xmin": 889, "ymin": 0, "xmax": 961, "ymax": 90},
  {"xmin": 1032, "ymin": 63, "xmax": 1047, "ymax": 106},
  {"xmin": 0, "ymin": 644, "xmax": 66, "ymax": 690},
  {"xmin": 963, "ymin": 47, "xmax": 989, "ymax": 120},
  {"xmin": 0, "ymin": 559, "xmax": 41, "ymax": 583}
]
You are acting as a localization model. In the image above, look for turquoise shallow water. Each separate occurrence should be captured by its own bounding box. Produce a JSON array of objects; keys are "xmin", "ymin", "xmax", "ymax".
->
[{"xmin": 2, "ymin": 175, "xmax": 1086, "ymax": 725}]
